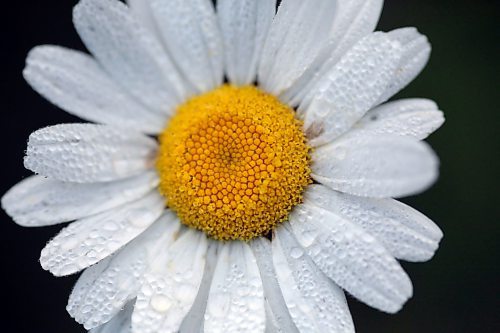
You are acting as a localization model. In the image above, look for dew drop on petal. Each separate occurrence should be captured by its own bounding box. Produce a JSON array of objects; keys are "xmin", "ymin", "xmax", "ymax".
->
[
  {"xmin": 150, "ymin": 294, "xmax": 172, "ymax": 313},
  {"xmin": 290, "ymin": 247, "xmax": 304, "ymax": 259}
]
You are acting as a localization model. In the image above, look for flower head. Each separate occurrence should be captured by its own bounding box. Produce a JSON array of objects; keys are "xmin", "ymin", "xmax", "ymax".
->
[
  {"xmin": 2, "ymin": 0, "xmax": 444, "ymax": 332},
  {"xmin": 156, "ymin": 85, "xmax": 311, "ymax": 240}
]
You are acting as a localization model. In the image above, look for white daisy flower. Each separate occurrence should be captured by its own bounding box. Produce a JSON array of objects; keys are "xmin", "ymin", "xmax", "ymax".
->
[{"xmin": 2, "ymin": 0, "xmax": 445, "ymax": 332}]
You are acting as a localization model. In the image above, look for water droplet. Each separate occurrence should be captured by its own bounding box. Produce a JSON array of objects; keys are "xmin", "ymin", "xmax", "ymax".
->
[
  {"xmin": 150, "ymin": 294, "xmax": 171, "ymax": 313},
  {"xmin": 60, "ymin": 236, "xmax": 80, "ymax": 250},
  {"xmin": 102, "ymin": 221, "xmax": 119, "ymax": 232},
  {"xmin": 290, "ymin": 247, "xmax": 304, "ymax": 259},
  {"xmin": 128, "ymin": 209, "xmax": 151, "ymax": 228},
  {"xmin": 300, "ymin": 229, "xmax": 317, "ymax": 247}
]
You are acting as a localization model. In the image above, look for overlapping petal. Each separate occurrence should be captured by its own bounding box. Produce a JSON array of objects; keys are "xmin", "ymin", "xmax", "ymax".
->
[
  {"xmin": 67, "ymin": 212, "xmax": 180, "ymax": 329},
  {"xmin": 178, "ymin": 244, "xmax": 219, "ymax": 333},
  {"xmin": 273, "ymin": 226, "xmax": 354, "ymax": 332},
  {"xmin": 217, "ymin": 0, "xmax": 275, "ymax": 85},
  {"xmin": 1, "ymin": 172, "xmax": 158, "ymax": 227},
  {"xmin": 147, "ymin": 0, "xmax": 224, "ymax": 93},
  {"xmin": 284, "ymin": 0, "xmax": 384, "ymax": 105},
  {"xmin": 89, "ymin": 302, "xmax": 133, "ymax": 333},
  {"xmin": 258, "ymin": 0, "xmax": 337, "ymax": 95},
  {"xmin": 23, "ymin": 45, "xmax": 166, "ymax": 134},
  {"xmin": 300, "ymin": 32, "xmax": 404, "ymax": 146},
  {"xmin": 353, "ymin": 98, "xmax": 445, "ymax": 140},
  {"xmin": 312, "ymin": 133, "xmax": 439, "ymax": 198},
  {"xmin": 304, "ymin": 185, "xmax": 443, "ymax": 262},
  {"xmin": 204, "ymin": 242, "xmax": 265, "ymax": 332},
  {"xmin": 39, "ymin": 191, "xmax": 164, "ymax": 276},
  {"xmin": 74, "ymin": 0, "xmax": 189, "ymax": 113},
  {"xmin": 132, "ymin": 229, "xmax": 211, "ymax": 333},
  {"xmin": 251, "ymin": 238, "xmax": 300, "ymax": 333},
  {"xmin": 288, "ymin": 201, "xmax": 413, "ymax": 313},
  {"xmin": 377, "ymin": 27, "xmax": 432, "ymax": 104},
  {"xmin": 24, "ymin": 124, "xmax": 157, "ymax": 183}
]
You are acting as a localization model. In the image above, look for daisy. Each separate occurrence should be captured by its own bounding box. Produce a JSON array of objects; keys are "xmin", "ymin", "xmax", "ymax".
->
[{"xmin": 2, "ymin": 0, "xmax": 445, "ymax": 332}]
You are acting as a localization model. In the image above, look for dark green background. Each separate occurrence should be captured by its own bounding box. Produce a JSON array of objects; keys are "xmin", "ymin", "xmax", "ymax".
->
[{"xmin": 1, "ymin": 0, "xmax": 498, "ymax": 332}]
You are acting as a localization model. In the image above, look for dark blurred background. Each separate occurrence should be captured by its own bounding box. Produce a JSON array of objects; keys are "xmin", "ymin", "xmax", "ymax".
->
[{"xmin": 1, "ymin": 0, "xmax": 498, "ymax": 332}]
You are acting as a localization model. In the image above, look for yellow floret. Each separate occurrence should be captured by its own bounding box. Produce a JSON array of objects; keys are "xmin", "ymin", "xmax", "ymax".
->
[{"xmin": 156, "ymin": 85, "xmax": 311, "ymax": 241}]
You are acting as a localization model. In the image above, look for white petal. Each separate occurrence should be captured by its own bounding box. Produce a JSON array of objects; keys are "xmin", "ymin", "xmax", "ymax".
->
[
  {"xmin": 178, "ymin": 244, "xmax": 219, "ymax": 333},
  {"xmin": 132, "ymin": 229, "xmax": 210, "ymax": 333},
  {"xmin": 24, "ymin": 124, "xmax": 157, "ymax": 183},
  {"xmin": 376, "ymin": 27, "xmax": 431, "ymax": 104},
  {"xmin": 305, "ymin": 185, "xmax": 443, "ymax": 262},
  {"xmin": 40, "ymin": 191, "xmax": 164, "ymax": 276},
  {"xmin": 126, "ymin": 0, "xmax": 157, "ymax": 34},
  {"xmin": 283, "ymin": 0, "xmax": 384, "ymax": 105},
  {"xmin": 289, "ymin": 202, "xmax": 413, "ymax": 313},
  {"xmin": 273, "ymin": 226, "xmax": 355, "ymax": 332},
  {"xmin": 312, "ymin": 134, "xmax": 439, "ymax": 198},
  {"xmin": 89, "ymin": 302, "xmax": 134, "ymax": 333},
  {"xmin": 68, "ymin": 212, "xmax": 180, "ymax": 329},
  {"xmin": 258, "ymin": 0, "xmax": 337, "ymax": 95},
  {"xmin": 251, "ymin": 238, "xmax": 299, "ymax": 333},
  {"xmin": 73, "ymin": 0, "xmax": 189, "ymax": 113},
  {"xmin": 148, "ymin": 0, "xmax": 223, "ymax": 93},
  {"xmin": 301, "ymin": 33, "xmax": 404, "ymax": 146},
  {"xmin": 1, "ymin": 172, "xmax": 158, "ymax": 227},
  {"xmin": 23, "ymin": 45, "xmax": 166, "ymax": 134},
  {"xmin": 353, "ymin": 99, "xmax": 445, "ymax": 140},
  {"xmin": 204, "ymin": 242, "xmax": 265, "ymax": 333},
  {"xmin": 264, "ymin": 301, "xmax": 279, "ymax": 333},
  {"xmin": 217, "ymin": 0, "xmax": 275, "ymax": 85}
]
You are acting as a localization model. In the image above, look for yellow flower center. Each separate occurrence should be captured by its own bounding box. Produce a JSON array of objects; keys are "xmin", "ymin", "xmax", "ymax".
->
[{"xmin": 156, "ymin": 85, "xmax": 311, "ymax": 241}]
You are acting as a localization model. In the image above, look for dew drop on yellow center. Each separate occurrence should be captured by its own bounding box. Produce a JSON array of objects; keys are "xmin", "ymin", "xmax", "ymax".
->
[{"xmin": 156, "ymin": 85, "xmax": 311, "ymax": 241}]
